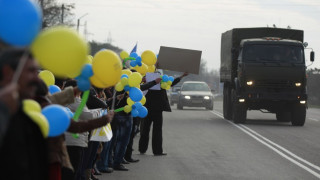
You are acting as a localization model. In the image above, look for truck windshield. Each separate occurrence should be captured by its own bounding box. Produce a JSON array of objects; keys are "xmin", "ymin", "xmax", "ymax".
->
[
  {"xmin": 242, "ymin": 44, "xmax": 304, "ymax": 63},
  {"xmin": 181, "ymin": 83, "xmax": 210, "ymax": 91}
]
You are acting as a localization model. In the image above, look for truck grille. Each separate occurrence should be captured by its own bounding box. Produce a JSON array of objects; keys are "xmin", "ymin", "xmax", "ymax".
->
[{"xmin": 254, "ymin": 80, "xmax": 294, "ymax": 88}]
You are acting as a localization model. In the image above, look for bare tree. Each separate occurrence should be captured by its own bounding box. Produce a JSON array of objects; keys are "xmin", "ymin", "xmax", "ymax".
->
[{"xmin": 38, "ymin": 0, "xmax": 75, "ymax": 28}]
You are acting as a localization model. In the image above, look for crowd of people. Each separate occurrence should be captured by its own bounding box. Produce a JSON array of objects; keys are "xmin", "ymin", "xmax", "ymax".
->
[{"xmin": 0, "ymin": 46, "xmax": 188, "ymax": 180}]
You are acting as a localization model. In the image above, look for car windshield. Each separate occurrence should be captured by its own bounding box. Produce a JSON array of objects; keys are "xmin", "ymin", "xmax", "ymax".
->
[
  {"xmin": 242, "ymin": 44, "xmax": 304, "ymax": 63},
  {"xmin": 181, "ymin": 83, "xmax": 210, "ymax": 91}
]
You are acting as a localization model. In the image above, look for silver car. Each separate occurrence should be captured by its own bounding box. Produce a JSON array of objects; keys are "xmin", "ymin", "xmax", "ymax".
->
[
  {"xmin": 177, "ymin": 81, "xmax": 214, "ymax": 110},
  {"xmin": 169, "ymin": 86, "xmax": 181, "ymax": 105}
]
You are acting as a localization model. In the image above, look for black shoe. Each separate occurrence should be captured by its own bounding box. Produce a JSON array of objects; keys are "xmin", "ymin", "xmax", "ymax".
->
[
  {"xmin": 125, "ymin": 157, "xmax": 140, "ymax": 163},
  {"xmin": 113, "ymin": 164, "xmax": 129, "ymax": 171},
  {"xmin": 154, "ymin": 152, "xmax": 167, "ymax": 156},
  {"xmin": 91, "ymin": 173, "xmax": 99, "ymax": 180},
  {"xmin": 99, "ymin": 168, "xmax": 114, "ymax": 173},
  {"xmin": 122, "ymin": 159, "xmax": 130, "ymax": 164}
]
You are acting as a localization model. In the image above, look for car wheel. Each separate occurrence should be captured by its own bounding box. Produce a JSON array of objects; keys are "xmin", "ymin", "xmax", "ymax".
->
[{"xmin": 177, "ymin": 101, "xmax": 183, "ymax": 110}]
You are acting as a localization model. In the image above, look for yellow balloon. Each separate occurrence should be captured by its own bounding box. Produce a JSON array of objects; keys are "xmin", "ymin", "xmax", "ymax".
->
[
  {"xmin": 31, "ymin": 26, "xmax": 89, "ymax": 78},
  {"xmin": 165, "ymin": 85, "xmax": 171, "ymax": 90},
  {"xmin": 85, "ymin": 55, "xmax": 93, "ymax": 64},
  {"xmin": 127, "ymin": 98, "xmax": 134, "ymax": 106},
  {"xmin": 134, "ymin": 63, "xmax": 148, "ymax": 76},
  {"xmin": 27, "ymin": 112, "xmax": 49, "ymax": 138},
  {"xmin": 121, "ymin": 77, "xmax": 128, "ymax": 86},
  {"xmin": 167, "ymin": 81, "xmax": 172, "ymax": 86},
  {"xmin": 128, "ymin": 72, "xmax": 142, "ymax": 87},
  {"xmin": 115, "ymin": 82, "xmax": 124, "ymax": 92},
  {"xmin": 147, "ymin": 65, "xmax": 156, "ymax": 73},
  {"xmin": 90, "ymin": 76, "xmax": 107, "ymax": 88},
  {"xmin": 90, "ymin": 50, "xmax": 123, "ymax": 88},
  {"xmin": 38, "ymin": 70, "xmax": 55, "ymax": 86},
  {"xmin": 161, "ymin": 82, "xmax": 168, "ymax": 89},
  {"xmin": 122, "ymin": 69, "xmax": 132, "ymax": 76},
  {"xmin": 140, "ymin": 96, "xmax": 146, "ymax": 105},
  {"xmin": 141, "ymin": 50, "xmax": 157, "ymax": 66},
  {"xmin": 124, "ymin": 105, "xmax": 132, "ymax": 113},
  {"xmin": 23, "ymin": 99, "xmax": 42, "ymax": 113},
  {"xmin": 120, "ymin": 51, "xmax": 129, "ymax": 60}
]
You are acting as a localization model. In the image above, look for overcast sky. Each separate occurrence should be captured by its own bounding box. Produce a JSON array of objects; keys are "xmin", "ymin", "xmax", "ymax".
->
[{"xmin": 57, "ymin": 0, "xmax": 320, "ymax": 71}]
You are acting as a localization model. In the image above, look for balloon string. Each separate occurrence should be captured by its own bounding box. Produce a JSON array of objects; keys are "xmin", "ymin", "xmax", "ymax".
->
[
  {"xmin": 111, "ymin": 88, "xmax": 116, "ymax": 110},
  {"xmin": 12, "ymin": 50, "xmax": 29, "ymax": 83},
  {"xmin": 72, "ymin": 90, "xmax": 90, "ymax": 138}
]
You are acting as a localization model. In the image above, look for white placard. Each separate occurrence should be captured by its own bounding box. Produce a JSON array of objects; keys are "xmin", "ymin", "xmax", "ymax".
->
[{"xmin": 146, "ymin": 72, "xmax": 161, "ymax": 90}]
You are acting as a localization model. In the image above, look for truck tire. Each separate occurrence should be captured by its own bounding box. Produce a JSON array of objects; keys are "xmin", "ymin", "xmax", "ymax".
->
[
  {"xmin": 276, "ymin": 112, "xmax": 291, "ymax": 122},
  {"xmin": 232, "ymin": 102, "xmax": 247, "ymax": 124},
  {"xmin": 177, "ymin": 101, "xmax": 183, "ymax": 110},
  {"xmin": 223, "ymin": 84, "xmax": 233, "ymax": 120},
  {"xmin": 291, "ymin": 104, "xmax": 306, "ymax": 126}
]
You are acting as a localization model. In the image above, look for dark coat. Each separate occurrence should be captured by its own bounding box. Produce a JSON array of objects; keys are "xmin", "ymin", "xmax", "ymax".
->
[
  {"xmin": 145, "ymin": 77, "xmax": 181, "ymax": 112},
  {"xmin": 0, "ymin": 106, "xmax": 48, "ymax": 180}
]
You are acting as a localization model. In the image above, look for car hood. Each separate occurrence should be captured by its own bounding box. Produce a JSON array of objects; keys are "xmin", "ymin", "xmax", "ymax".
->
[{"xmin": 180, "ymin": 91, "xmax": 213, "ymax": 96}]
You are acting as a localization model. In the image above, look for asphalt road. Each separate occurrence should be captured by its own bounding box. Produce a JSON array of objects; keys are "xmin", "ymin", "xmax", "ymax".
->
[{"xmin": 101, "ymin": 101, "xmax": 320, "ymax": 180}]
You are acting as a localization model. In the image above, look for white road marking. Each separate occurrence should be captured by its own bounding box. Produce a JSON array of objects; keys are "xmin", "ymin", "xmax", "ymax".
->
[
  {"xmin": 309, "ymin": 118, "xmax": 319, "ymax": 122},
  {"xmin": 210, "ymin": 110, "xmax": 320, "ymax": 179}
]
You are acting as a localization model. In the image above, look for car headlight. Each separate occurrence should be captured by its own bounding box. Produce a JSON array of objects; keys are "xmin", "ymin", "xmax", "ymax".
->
[
  {"xmin": 295, "ymin": 82, "xmax": 301, "ymax": 87},
  {"xmin": 184, "ymin": 95, "xmax": 191, "ymax": 99},
  {"xmin": 247, "ymin": 81, "xmax": 253, "ymax": 86},
  {"xmin": 204, "ymin": 96, "xmax": 210, "ymax": 100}
]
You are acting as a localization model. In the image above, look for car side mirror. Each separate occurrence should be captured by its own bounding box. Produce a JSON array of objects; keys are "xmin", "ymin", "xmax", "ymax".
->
[{"xmin": 311, "ymin": 51, "xmax": 315, "ymax": 62}]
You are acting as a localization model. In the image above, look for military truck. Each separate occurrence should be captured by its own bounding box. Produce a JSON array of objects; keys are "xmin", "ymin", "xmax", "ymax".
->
[{"xmin": 220, "ymin": 27, "xmax": 315, "ymax": 126}]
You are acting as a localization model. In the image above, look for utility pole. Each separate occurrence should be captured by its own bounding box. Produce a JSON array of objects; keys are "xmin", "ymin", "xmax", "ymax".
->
[
  {"xmin": 61, "ymin": 4, "xmax": 65, "ymax": 24},
  {"xmin": 77, "ymin": 13, "xmax": 88, "ymax": 32}
]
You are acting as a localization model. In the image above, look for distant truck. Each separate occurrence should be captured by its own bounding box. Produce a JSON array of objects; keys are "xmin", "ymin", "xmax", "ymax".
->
[{"xmin": 220, "ymin": 27, "xmax": 315, "ymax": 126}]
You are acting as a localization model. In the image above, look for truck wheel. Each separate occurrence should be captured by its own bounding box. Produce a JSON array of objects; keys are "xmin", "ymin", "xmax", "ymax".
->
[
  {"xmin": 276, "ymin": 112, "xmax": 291, "ymax": 122},
  {"xmin": 232, "ymin": 103, "xmax": 247, "ymax": 124},
  {"xmin": 223, "ymin": 84, "xmax": 233, "ymax": 120},
  {"xmin": 291, "ymin": 104, "xmax": 306, "ymax": 126},
  {"xmin": 177, "ymin": 101, "xmax": 183, "ymax": 110}
]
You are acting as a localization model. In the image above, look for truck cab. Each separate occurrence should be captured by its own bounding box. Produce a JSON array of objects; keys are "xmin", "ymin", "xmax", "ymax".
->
[{"xmin": 220, "ymin": 28, "xmax": 315, "ymax": 126}]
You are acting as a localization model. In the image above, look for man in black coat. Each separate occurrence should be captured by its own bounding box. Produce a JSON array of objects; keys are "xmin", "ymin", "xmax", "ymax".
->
[{"xmin": 139, "ymin": 72, "xmax": 188, "ymax": 155}]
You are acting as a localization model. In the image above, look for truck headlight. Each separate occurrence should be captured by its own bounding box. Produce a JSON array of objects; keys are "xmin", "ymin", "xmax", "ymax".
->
[
  {"xmin": 300, "ymin": 100, "xmax": 306, "ymax": 104},
  {"xmin": 239, "ymin": 99, "xmax": 245, "ymax": 103},
  {"xmin": 184, "ymin": 96, "xmax": 191, "ymax": 99},
  {"xmin": 295, "ymin": 83, "xmax": 301, "ymax": 87},
  {"xmin": 204, "ymin": 96, "xmax": 210, "ymax": 100},
  {"xmin": 247, "ymin": 81, "xmax": 253, "ymax": 86}
]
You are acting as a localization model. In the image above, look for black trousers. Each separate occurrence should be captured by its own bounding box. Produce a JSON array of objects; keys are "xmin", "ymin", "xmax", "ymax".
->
[
  {"xmin": 139, "ymin": 110, "xmax": 163, "ymax": 154},
  {"xmin": 125, "ymin": 117, "xmax": 140, "ymax": 159},
  {"xmin": 63, "ymin": 146, "xmax": 85, "ymax": 180}
]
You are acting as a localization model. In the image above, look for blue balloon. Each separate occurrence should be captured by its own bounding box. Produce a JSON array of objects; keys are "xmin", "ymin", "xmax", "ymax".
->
[
  {"xmin": 49, "ymin": 85, "xmax": 61, "ymax": 94},
  {"xmin": 121, "ymin": 74, "xmax": 129, "ymax": 79},
  {"xmin": 131, "ymin": 109, "xmax": 139, "ymax": 117},
  {"xmin": 124, "ymin": 85, "xmax": 131, "ymax": 92},
  {"xmin": 129, "ymin": 87, "xmax": 143, "ymax": 102},
  {"xmin": 77, "ymin": 78, "xmax": 91, "ymax": 91},
  {"xmin": 0, "ymin": 0, "xmax": 42, "ymax": 46},
  {"xmin": 169, "ymin": 76, "xmax": 174, "ymax": 82},
  {"xmin": 81, "ymin": 64, "xmax": 93, "ymax": 78},
  {"xmin": 42, "ymin": 105, "xmax": 71, "ymax": 137},
  {"xmin": 64, "ymin": 107, "xmax": 74, "ymax": 118},
  {"xmin": 136, "ymin": 56, "xmax": 142, "ymax": 62},
  {"xmin": 138, "ymin": 106, "xmax": 148, "ymax": 118},
  {"xmin": 130, "ymin": 60, "xmax": 137, "ymax": 67},
  {"xmin": 162, "ymin": 75, "xmax": 169, "ymax": 82},
  {"xmin": 133, "ymin": 102, "xmax": 143, "ymax": 110},
  {"xmin": 130, "ymin": 52, "xmax": 138, "ymax": 58},
  {"xmin": 137, "ymin": 61, "xmax": 142, "ymax": 66}
]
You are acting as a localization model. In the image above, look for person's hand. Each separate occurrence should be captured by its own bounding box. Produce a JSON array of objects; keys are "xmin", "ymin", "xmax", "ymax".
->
[
  {"xmin": 180, "ymin": 72, "xmax": 189, "ymax": 78},
  {"xmin": 105, "ymin": 110, "xmax": 114, "ymax": 123},
  {"xmin": 155, "ymin": 78, "xmax": 162, "ymax": 84},
  {"xmin": 0, "ymin": 83, "xmax": 19, "ymax": 115},
  {"xmin": 73, "ymin": 86, "xmax": 82, "ymax": 95}
]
